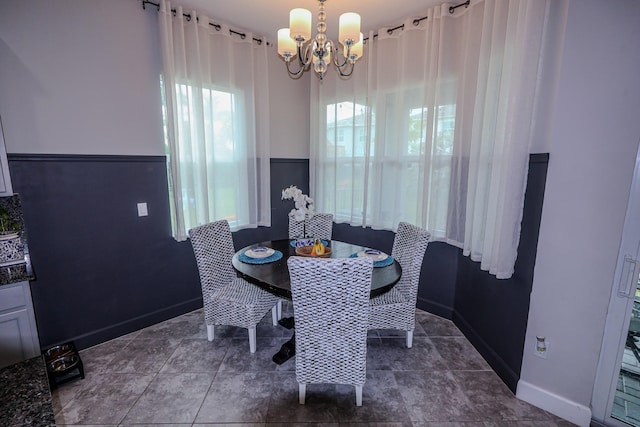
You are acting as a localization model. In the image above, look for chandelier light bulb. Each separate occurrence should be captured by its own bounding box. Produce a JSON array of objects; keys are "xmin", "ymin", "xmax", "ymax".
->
[
  {"xmin": 277, "ymin": 28, "xmax": 297, "ymax": 59},
  {"xmin": 289, "ymin": 8, "xmax": 312, "ymax": 43},
  {"xmin": 338, "ymin": 12, "xmax": 361, "ymax": 46}
]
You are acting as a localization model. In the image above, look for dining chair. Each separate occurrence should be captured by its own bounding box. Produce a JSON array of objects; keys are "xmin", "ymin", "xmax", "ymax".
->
[
  {"xmin": 368, "ymin": 221, "xmax": 431, "ymax": 348},
  {"xmin": 288, "ymin": 212, "xmax": 334, "ymax": 241},
  {"xmin": 287, "ymin": 256, "xmax": 373, "ymax": 406},
  {"xmin": 188, "ymin": 219, "xmax": 281, "ymax": 353}
]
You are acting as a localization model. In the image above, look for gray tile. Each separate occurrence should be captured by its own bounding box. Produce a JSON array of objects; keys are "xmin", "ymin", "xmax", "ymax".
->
[
  {"xmin": 413, "ymin": 423, "xmax": 485, "ymax": 427},
  {"xmin": 137, "ymin": 312, "xmax": 205, "ymax": 342},
  {"xmin": 194, "ymin": 424, "xmax": 265, "ymax": 427},
  {"xmin": 194, "ymin": 423, "xmax": 271, "ymax": 427},
  {"xmin": 56, "ymin": 425, "xmax": 118, "ymax": 427},
  {"xmin": 219, "ymin": 337, "xmax": 296, "ymax": 372},
  {"xmin": 340, "ymin": 423, "xmax": 412, "ymax": 427},
  {"xmin": 430, "ymin": 337, "xmax": 491, "ymax": 371},
  {"xmin": 375, "ymin": 319, "xmax": 427, "ymax": 339},
  {"xmin": 51, "ymin": 373, "xmax": 88, "ymax": 414},
  {"xmin": 267, "ymin": 372, "xmax": 341, "ymax": 423},
  {"xmin": 267, "ymin": 424, "xmax": 337, "ymax": 427},
  {"xmin": 50, "ymin": 308, "xmax": 574, "ymax": 427},
  {"xmin": 335, "ymin": 371, "xmax": 411, "ymax": 423},
  {"xmin": 105, "ymin": 338, "xmax": 179, "ymax": 373},
  {"xmin": 415, "ymin": 311, "xmax": 464, "ymax": 337},
  {"xmin": 77, "ymin": 337, "xmax": 130, "ymax": 375},
  {"xmin": 121, "ymin": 424, "xmax": 191, "ymax": 427},
  {"xmin": 161, "ymin": 338, "xmax": 230, "ymax": 373},
  {"xmin": 451, "ymin": 371, "xmax": 554, "ymax": 422},
  {"xmin": 122, "ymin": 372, "xmax": 214, "ymax": 424},
  {"xmin": 54, "ymin": 372, "xmax": 154, "ymax": 425},
  {"xmin": 366, "ymin": 337, "xmax": 447, "ymax": 371},
  {"xmin": 484, "ymin": 422, "xmax": 577, "ymax": 426},
  {"xmin": 450, "ymin": 370, "xmax": 514, "ymax": 402},
  {"xmin": 194, "ymin": 371, "xmax": 275, "ymax": 423},
  {"xmin": 394, "ymin": 370, "xmax": 474, "ymax": 422}
]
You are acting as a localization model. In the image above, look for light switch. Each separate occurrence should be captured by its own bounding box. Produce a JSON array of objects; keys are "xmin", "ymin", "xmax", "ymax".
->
[{"xmin": 137, "ymin": 202, "xmax": 148, "ymax": 217}]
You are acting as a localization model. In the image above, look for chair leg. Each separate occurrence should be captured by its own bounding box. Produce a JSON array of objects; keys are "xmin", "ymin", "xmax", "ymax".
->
[
  {"xmin": 299, "ymin": 383, "xmax": 306, "ymax": 405},
  {"xmin": 406, "ymin": 330, "xmax": 413, "ymax": 348},
  {"xmin": 272, "ymin": 304, "xmax": 278, "ymax": 326},
  {"xmin": 249, "ymin": 327, "xmax": 257, "ymax": 353},
  {"xmin": 207, "ymin": 324, "xmax": 214, "ymax": 342},
  {"xmin": 355, "ymin": 385, "xmax": 363, "ymax": 406},
  {"xmin": 277, "ymin": 300, "xmax": 283, "ymax": 320}
]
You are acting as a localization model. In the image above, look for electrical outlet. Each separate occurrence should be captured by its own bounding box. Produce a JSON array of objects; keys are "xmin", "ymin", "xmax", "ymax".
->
[{"xmin": 534, "ymin": 336, "xmax": 549, "ymax": 359}]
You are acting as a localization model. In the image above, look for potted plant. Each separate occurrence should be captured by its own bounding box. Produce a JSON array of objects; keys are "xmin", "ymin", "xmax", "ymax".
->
[
  {"xmin": 0, "ymin": 207, "xmax": 22, "ymax": 264},
  {"xmin": 0, "ymin": 208, "xmax": 19, "ymax": 238}
]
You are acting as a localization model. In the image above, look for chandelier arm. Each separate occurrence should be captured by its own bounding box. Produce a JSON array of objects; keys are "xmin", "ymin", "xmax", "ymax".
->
[
  {"xmin": 297, "ymin": 42, "xmax": 314, "ymax": 68},
  {"xmin": 336, "ymin": 60, "xmax": 355, "ymax": 77},
  {"xmin": 331, "ymin": 42, "xmax": 352, "ymax": 70},
  {"xmin": 285, "ymin": 59, "xmax": 307, "ymax": 79}
]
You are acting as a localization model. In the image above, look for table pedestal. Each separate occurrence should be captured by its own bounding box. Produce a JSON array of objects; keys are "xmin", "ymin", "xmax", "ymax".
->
[{"xmin": 273, "ymin": 317, "xmax": 296, "ymax": 365}]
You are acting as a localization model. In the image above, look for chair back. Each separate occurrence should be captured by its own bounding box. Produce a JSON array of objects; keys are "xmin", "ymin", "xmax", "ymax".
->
[
  {"xmin": 288, "ymin": 212, "xmax": 333, "ymax": 240},
  {"xmin": 188, "ymin": 220, "xmax": 236, "ymax": 295},
  {"xmin": 391, "ymin": 222, "xmax": 431, "ymax": 305},
  {"xmin": 288, "ymin": 256, "xmax": 373, "ymax": 386}
]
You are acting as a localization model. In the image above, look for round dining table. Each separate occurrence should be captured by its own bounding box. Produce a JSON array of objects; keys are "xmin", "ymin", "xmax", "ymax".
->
[
  {"xmin": 231, "ymin": 239, "xmax": 402, "ymax": 300},
  {"xmin": 232, "ymin": 239, "xmax": 402, "ymax": 365}
]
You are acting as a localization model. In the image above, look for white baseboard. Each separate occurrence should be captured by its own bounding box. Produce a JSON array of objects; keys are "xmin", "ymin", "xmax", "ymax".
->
[{"xmin": 516, "ymin": 380, "xmax": 592, "ymax": 426}]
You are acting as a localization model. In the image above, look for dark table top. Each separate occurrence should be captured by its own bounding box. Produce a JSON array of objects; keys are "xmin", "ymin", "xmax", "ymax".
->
[{"xmin": 232, "ymin": 239, "xmax": 402, "ymax": 299}]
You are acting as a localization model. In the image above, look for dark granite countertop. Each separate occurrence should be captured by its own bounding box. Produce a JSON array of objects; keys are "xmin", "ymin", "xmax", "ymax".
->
[
  {"xmin": 0, "ymin": 356, "xmax": 55, "ymax": 426},
  {"xmin": 0, "ymin": 257, "xmax": 34, "ymax": 286},
  {"xmin": 0, "ymin": 195, "xmax": 35, "ymax": 287}
]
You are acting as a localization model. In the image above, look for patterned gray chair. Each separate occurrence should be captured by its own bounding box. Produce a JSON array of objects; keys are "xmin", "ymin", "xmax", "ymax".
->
[
  {"xmin": 368, "ymin": 221, "xmax": 430, "ymax": 348},
  {"xmin": 188, "ymin": 220, "xmax": 280, "ymax": 353},
  {"xmin": 288, "ymin": 256, "xmax": 373, "ymax": 406},
  {"xmin": 288, "ymin": 212, "xmax": 334, "ymax": 240}
]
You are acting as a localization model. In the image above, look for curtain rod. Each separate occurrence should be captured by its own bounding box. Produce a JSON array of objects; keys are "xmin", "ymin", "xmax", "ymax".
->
[
  {"xmin": 142, "ymin": 0, "xmax": 470, "ymax": 47},
  {"xmin": 364, "ymin": 0, "xmax": 470, "ymax": 43},
  {"xmin": 141, "ymin": 0, "xmax": 269, "ymax": 46}
]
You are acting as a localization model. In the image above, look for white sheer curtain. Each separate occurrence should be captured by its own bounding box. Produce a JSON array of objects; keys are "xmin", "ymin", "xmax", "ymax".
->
[
  {"xmin": 158, "ymin": 0, "xmax": 270, "ymax": 241},
  {"xmin": 310, "ymin": 0, "xmax": 565, "ymax": 278}
]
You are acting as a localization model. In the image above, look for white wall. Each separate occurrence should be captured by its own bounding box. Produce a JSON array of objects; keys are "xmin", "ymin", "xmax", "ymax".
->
[
  {"xmin": 517, "ymin": 0, "xmax": 640, "ymax": 425},
  {"xmin": 0, "ymin": 0, "xmax": 310, "ymax": 159},
  {"xmin": 267, "ymin": 47, "xmax": 310, "ymax": 159},
  {"xmin": 0, "ymin": 0, "xmax": 164, "ymax": 155}
]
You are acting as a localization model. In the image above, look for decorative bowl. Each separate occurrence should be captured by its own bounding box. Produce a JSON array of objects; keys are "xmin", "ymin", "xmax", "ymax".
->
[
  {"xmin": 295, "ymin": 246, "xmax": 332, "ymax": 258},
  {"xmin": 294, "ymin": 238, "xmax": 315, "ymax": 248}
]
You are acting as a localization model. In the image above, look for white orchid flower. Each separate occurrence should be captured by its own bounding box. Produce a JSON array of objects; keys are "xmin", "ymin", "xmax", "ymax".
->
[
  {"xmin": 292, "ymin": 209, "xmax": 306, "ymax": 222},
  {"xmin": 282, "ymin": 185, "xmax": 314, "ymax": 221}
]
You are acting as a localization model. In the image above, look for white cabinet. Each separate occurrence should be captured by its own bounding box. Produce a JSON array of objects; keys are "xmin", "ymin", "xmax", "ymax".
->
[{"xmin": 0, "ymin": 281, "xmax": 40, "ymax": 369}]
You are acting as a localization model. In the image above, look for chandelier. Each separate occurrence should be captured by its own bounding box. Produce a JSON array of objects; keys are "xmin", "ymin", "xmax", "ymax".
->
[{"xmin": 277, "ymin": 0, "xmax": 363, "ymax": 80}]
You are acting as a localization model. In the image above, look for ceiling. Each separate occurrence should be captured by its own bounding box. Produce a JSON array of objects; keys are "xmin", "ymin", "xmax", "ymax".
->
[{"xmin": 165, "ymin": 0, "xmax": 444, "ymax": 42}]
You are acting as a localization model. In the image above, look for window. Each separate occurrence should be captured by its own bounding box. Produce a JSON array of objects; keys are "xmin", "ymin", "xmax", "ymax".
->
[
  {"xmin": 163, "ymin": 81, "xmax": 253, "ymax": 233},
  {"xmin": 158, "ymin": 8, "xmax": 270, "ymax": 241},
  {"xmin": 320, "ymin": 96, "xmax": 454, "ymax": 234}
]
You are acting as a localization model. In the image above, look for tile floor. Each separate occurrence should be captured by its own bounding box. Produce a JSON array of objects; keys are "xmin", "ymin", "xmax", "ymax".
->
[{"xmin": 51, "ymin": 304, "xmax": 576, "ymax": 426}]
